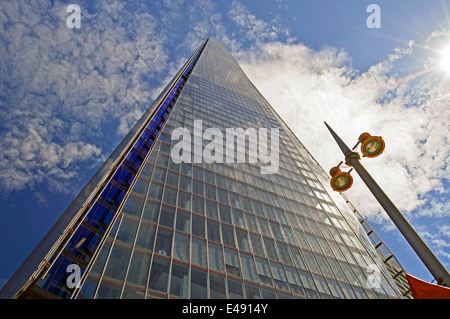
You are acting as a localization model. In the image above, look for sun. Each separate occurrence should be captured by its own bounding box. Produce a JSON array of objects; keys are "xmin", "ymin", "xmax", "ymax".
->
[{"xmin": 439, "ymin": 44, "xmax": 450, "ymax": 76}]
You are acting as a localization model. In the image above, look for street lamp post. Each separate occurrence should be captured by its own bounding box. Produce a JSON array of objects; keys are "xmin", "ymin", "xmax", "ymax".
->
[{"xmin": 324, "ymin": 122, "xmax": 450, "ymax": 287}]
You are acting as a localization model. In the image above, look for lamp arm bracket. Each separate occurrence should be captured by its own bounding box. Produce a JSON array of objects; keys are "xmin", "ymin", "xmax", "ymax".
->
[{"xmin": 345, "ymin": 151, "xmax": 360, "ymax": 166}]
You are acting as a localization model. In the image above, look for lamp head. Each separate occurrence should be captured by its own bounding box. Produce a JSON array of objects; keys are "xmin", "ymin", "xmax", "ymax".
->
[
  {"xmin": 359, "ymin": 133, "xmax": 385, "ymax": 158},
  {"xmin": 329, "ymin": 167, "xmax": 353, "ymax": 192}
]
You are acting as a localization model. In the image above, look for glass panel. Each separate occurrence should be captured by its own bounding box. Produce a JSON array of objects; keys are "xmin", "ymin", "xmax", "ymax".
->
[
  {"xmin": 122, "ymin": 286, "xmax": 145, "ymax": 299},
  {"xmin": 142, "ymin": 199, "xmax": 160, "ymax": 223},
  {"xmin": 232, "ymin": 209, "xmax": 245, "ymax": 228},
  {"xmin": 176, "ymin": 210, "xmax": 191, "ymax": 234},
  {"xmin": 249, "ymin": 234, "xmax": 265, "ymax": 256},
  {"xmin": 103, "ymin": 243, "xmax": 132, "ymax": 282},
  {"xmin": 170, "ymin": 262, "xmax": 189, "ymax": 298},
  {"xmin": 236, "ymin": 229, "xmax": 250, "ymax": 252},
  {"xmin": 207, "ymin": 219, "xmax": 221, "ymax": 243},
  {"xmin": 205, "ymin": 199, "xmax": 218, "ymax": 219},
  {"xmin": 222, "ymin": 224, "xmax": 236, "ymax": 248},
  {"xmin": 208, "ymin": 243, "xmax": 225, "ymax": 273},
  {"xmin": 148, "ymin": 256, "xmax": 170, "ymax": 293},
  {"xmin": 154, "ymin": 228, "xmax": 173, "ymax": 257},
  {"xmin": 135, "ymin": 222, "xmax": 157, "ymax": 251},
  {"xmin": 270, "ymin": 262, "xmax": 288, "ymax": 291},
  {"xmin": 191, "ymin": 268, "xmax": 207, "ymax": 299},
  {"xmin": 116, "ymin": 216, "xmax": 138, "ymax": 245},
  {"xmin": 126, "ymin": 250, "xmax": 151, "ymax": 288},
  {"xmin": 263, "ymin": 237, "xmax": 278, "ymax": 260},
  {"xmin": 159, "ymin": 204, "xmax": 176, "ymax": 228},
  {"xmin": 210, "ymin": 273, "xmax": 226, "ymax": 298},
  {"xmin": 244, "ymin": 213, "xmax": 258, "ymax": 233},
  {"xmin": 240, "ymin": 253, "xmax": 258, "ymax": 282},
  {"xmin": 191, "ymin": 238, "xmax": 207, "ymax": 268},
  {"xmin": 227, "ymin": 278, "xmax": 244, "ymax": 299},
  {"xmin": 192, "ymin": 195, "xmax": 204, "ymax": 215},
  {"xmin": 77, "ymin": 276, "xmax": 99, "ymax": 299},
  {"xmin": 162, "ymin": 186, "xmax": 177, "ymax": 206},
  {"xmin": 219, "ymin": 204, "xmax": 231, "ymax": 223},
  {"xmin": 122, "ymin": 194, "xmax": 145, "ymax": 217},
  {"xmin": 245, "ymin": 283, "xmax": 261, "ymax": 299},
  {"xmin": 261, "ymin": 287, "xmax": 276, "ymax": 299},
  {"xmin": 224, "ymin": 248, "xmax": 240, "ymax": 277},
  {"xmin": 173, "ymin": 233, "xmax": 190, "ymax": 262},
  {"xmin": 192, "ymin": 215, "xmax": 205, "ymax": 238},
  {"xmin": 96, "ymin": 280, "xmax": 122, "ymax": 299},
  {"xmin": 178, "ymin": 191, "xmax": 191, "ymax": 211}
]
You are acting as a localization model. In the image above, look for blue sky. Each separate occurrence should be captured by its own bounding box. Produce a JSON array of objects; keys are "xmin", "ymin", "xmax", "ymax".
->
[{"xmin": 0, "ymin": 0, "xmax": 449, "ymax": 291}]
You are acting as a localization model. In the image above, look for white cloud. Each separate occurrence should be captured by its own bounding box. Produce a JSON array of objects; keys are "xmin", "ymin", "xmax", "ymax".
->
[
  {"xmin": 228, "ymin": 0, "xmax": 294, "ymax": 43},
  {"xmin": 237, "ymin": 39, "xmax": 449, "ymax": 224},
  {"xmin": 0, "ymin": 0, "xmax": 170, "ymax": 193}
]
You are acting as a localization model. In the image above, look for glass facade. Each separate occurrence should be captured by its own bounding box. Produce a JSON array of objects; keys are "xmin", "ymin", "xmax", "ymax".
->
[
  {"xmin": 6, "ymin": 37, "xmax": 409, "ymax": 299},
  {"xmin": 74, "ymin": 38, "xmax": 404, "ymax": 299}
]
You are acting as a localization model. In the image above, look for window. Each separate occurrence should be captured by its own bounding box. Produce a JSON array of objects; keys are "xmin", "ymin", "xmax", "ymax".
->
[
  {"xmin": 192, "ymin": 195, "xmax": 204, "ymax": 215},
  {"xmin": 227, "ymin": 278, "xmax": 244, "ymax": 299},
  {"xmin": 222, "ymin": 224, "xmax": 235, "ymax": 247},
  {"xmin": 209, "ymin": 273, "xmax": 226, "ymax": 298},
  {"xmin": 219, "ymin": 204, "xmax": 231, "ymax": 223},
  {"xmin": 193, "ymin": 180, "xmax": 204, "ymax": 196},
  {"xmin": 270, "ymin": 221, "xmax": 283, "ymax": 241},
  {"xmin": 170, "ymin": 262, "xmax": 189, "ymax": 298},
  {"xmin": 179, "ymin": 175, "xmax": 191, "ymax": 192},
  {"xmin": 207, "ymin": 219, "xmax": 221, "ymax": 243},
  {"xmin": 208, "ymin": 243, "xmax": 224, "ymax": 273},
  {"xmin": 176, "ymin": 210, "xmax": 191, "ymax": 234},
  {"xmin": 152, "ymin": 166, "xmax": 166, "ymax": 182},
  {"xmin": 103, "ymin": 243, "xmax": 132, "ymax": 282},
  {"xmin": 173, "ymin": 233, "xmax": 190, "ymax": 262},
  {"xmin": 224, "ymin": 248, "xmax": 240, "ymax": 277},
  {"xmin": 240, "ymin": 253, "xmax": 257, "ymax": 282},
  {"xmin": 154, "ymin": 228, "xmax": 173, "ymax": 257},
  {"xmin": 249, "ymin": 234, "xmax": 265, "ymax": 256},
  {"xmin": 122, "ymin": 194, "xmax": 145, "ymax": 217},
  {"xmin": 126, "ymin": 250, "xmax": 151, "ymax": 287},
  {"xmin": 245, "ymin": 283, "xmax": 261, "ymax": 299},
  {"xmin": 217, "ymin": 188, "xmax": 229, "ymax": 205},
  {"xmin": 276, "ymin": 241, "xmax": 293, "ymax": 265},
  {"xmin": 205, "ymin": 184, "xmax": 216, "ymax": 201},
  {"xmin": 232, "ymin": 209, "xmax": 245, "ymax": 228},
  {"xmin": 270, "ymin": 262, "xmax": 289, "ymax": 291},
  {"xmin": 244, "ymin": 213, "xmax": 258, "ymax": 233},
  {"xmin": 116, "ymin": 216, "xmax": 138, "ymax": 245},
  {"xmin": 236, "ymin": 229, "xmax": 250, "ymax": 252},
  {"xmin": 148, "ymin": 256, "xmax": 170, "ymax": 293},
  {"xmin": 191, "ymin": 238, "xmax": 207, "ymax": 267},
  {"xmin": 191, "ymin": 268, "xmax": 208, "ymax": 299},
  {"xmin": 148, "ymin": 181, "xmax": 163, "ymax": 201},
  {"xmin": 162, "ymin": 186, "xmax": 177, "ymax": 206},
  {"xmin": 133, "ymin": 177, "xmax": 149, "ymax": 195},
  {"xmin": 284, "ymin": 266, "xmax": 304, "ymax": 296},
  {"xmin": 255, "ymin": 257, "xmax": 272, "ymax": 286},
  {"xmin": 96, "ymin": 280, "xmax": 122, "ymax": 299},
  {"xmin": 263, "ymin": 237, "xmax": 278, "ymax": 260},
  {"xmin": 257, "ymin": 217, "xmax": 270, "ymax": 234},
  {"xmin": 192, "ymin": 215, "xmax": 205, "ymax": 238},
  {"xmin": 136, "ymin": 222, "xmax": 156, "ymax": 251},
  {"xmin": 205, "ymin": 199, "xmax": 218, "ymax": 220},
  {"xmin": 159, "ymin": 205, "xmax": 175, "ymax": 228},
  {"xmin": 178, "ymin": 191, "xmax": 191, "ymax": 211}
]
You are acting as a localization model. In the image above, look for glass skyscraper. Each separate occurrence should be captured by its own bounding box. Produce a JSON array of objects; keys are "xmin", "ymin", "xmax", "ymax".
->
[{"xmin": 1, "ymin": 37, "xmax": 412, "ymax": 299}]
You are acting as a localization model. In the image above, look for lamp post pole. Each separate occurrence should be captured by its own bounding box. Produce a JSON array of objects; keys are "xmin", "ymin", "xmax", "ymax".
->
[{"xmin": 324, "ymin": 122, "xmax": 450, "ymax": 287}]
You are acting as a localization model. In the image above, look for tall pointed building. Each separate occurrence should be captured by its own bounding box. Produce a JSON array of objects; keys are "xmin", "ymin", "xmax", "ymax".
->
[{"xmin": 1, "ymin": 38, "xmax": 411, "ymax": 299}]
